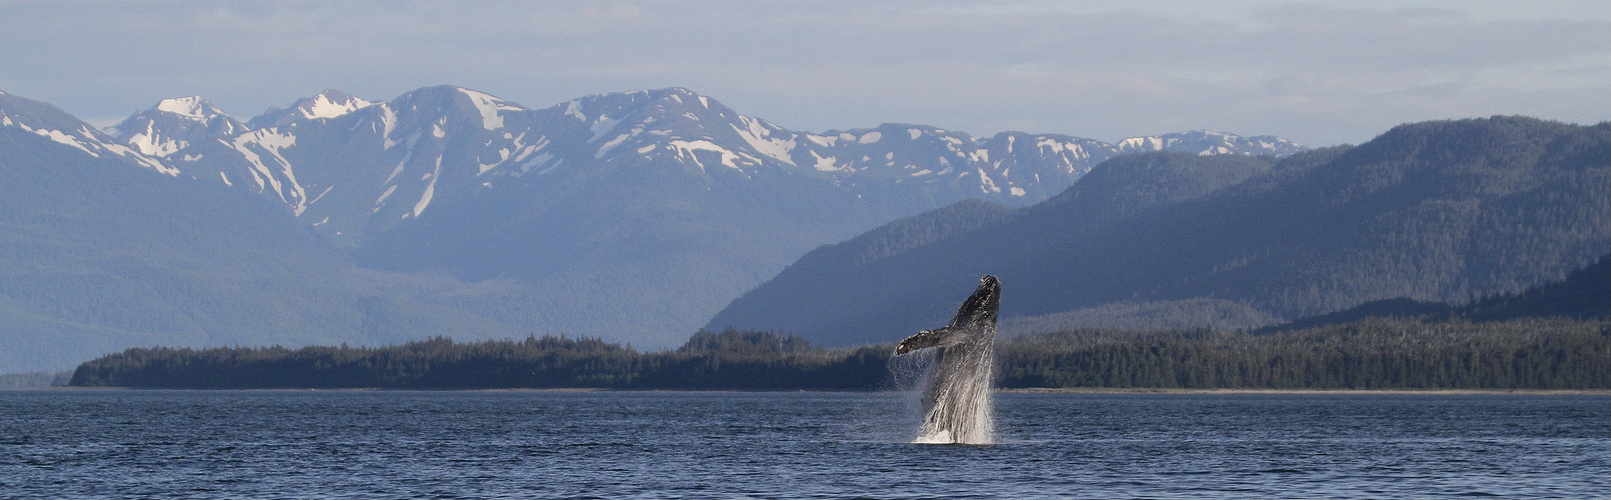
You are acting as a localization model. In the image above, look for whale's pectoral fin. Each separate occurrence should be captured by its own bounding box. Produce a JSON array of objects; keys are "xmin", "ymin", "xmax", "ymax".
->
[{"xmin": 896, "ymin": 326, "xmax": 966, "ymax": 355}]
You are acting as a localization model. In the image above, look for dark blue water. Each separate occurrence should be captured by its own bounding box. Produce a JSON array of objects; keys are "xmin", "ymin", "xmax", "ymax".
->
[{"xmin": 3, "ymin": 390, "xmax": 1610, "ymax": 498}]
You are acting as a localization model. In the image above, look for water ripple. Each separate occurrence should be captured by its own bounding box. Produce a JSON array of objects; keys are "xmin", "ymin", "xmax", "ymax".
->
[{"xmin": 2, "ymin": 391, "xmax": 1610, "ymax": 498}]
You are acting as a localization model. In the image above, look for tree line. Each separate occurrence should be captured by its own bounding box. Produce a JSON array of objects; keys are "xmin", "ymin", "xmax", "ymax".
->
[
  {"xmin": 69, "ymin": 329, "xmax": 893, "ymax": 390},
  {"xmin": 70, "ymin": 316, "xmax": 1611, "ymax": 390},
  {"xmin": 998, "ymin": 318, "xmax": 1611, "ymax": 389}
]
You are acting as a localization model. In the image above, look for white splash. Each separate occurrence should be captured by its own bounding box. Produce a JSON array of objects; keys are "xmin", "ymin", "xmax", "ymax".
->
[
  {"xmin": 910, "ymin": 340, "xmax": 995, "ymax": 445},
  {"xmin": 896, "ymin": 275, "xmax": 1000, "ymax": 445}
]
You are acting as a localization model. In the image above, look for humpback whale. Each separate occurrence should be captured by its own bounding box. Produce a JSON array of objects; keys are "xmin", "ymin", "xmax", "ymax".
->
[{"xmin": 895, "ymin": 275, "xmax": 1000, "ymax": 444}]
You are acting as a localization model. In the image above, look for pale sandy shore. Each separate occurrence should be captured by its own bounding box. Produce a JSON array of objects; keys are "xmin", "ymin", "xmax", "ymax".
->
[{"xmin": 999, "ymin": 387, "xmax": 1611, "ymax": 395}]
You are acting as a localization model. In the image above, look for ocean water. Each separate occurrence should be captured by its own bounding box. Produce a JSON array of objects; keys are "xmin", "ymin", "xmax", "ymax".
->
[{"xmin": 3, "ymin": 390, "xmax": 1610, "ymax": 498}]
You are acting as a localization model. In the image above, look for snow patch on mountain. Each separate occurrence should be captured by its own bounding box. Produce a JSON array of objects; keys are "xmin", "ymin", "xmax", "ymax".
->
[
  {"xmin": 0, "ymin": 104, "xmax": 178, "ymax": 175},
  {"xmin": 413, "ymin": 157, "xmax": 442, "ymax": 217},
  {"xmin": 564, "ymin": 101, "xmax": 586, "ymax": 121},
  {"xmin": 376, "ymin": 183, "xmax": 398, "ymax": 203},
  {"xmin": 1118, "ymin": 136, "xmax": 1165, "ymax": 151},
  {"xmin": 589, "ymin": 116, "xmax": 621, "ymax": 141},
  {"xmin": 380, "ymin": 106, "xmax": 401, "ymax": 148},
  {"xmin": 733, "ymin": 116, "xmax": 796, "ymax": 165},
  {"xmin": 1116, "ymin": 130, "xmax": 1303, "ymax": 157},
  {"xmin": 595, "ymin": 132, "xmax": 633, "ymax": 159},
  {"xmin": 458, "ymin": 88, "xmax": 522, "ymax": 130},
  {"xmin": 804, "ymin": 134, "xmax": 837, "ymax": 147},
  {"xmin": 977, "ymin": 168, "xmax": 1001, "ymax": 193},
  {"xmin": 35, "ymin": 126, "xmax": 96, "ymax": 155},
  {"xmin": 479, "ymin": 147, "xmax": 512, "ymax": 174},
  {"xmin": 385, "ymin": 133, "xmax": 420, "ymax": 184},
  {"xmin": 300, "ymin": 93, "xmax": 375, "ymax": 120},
  {"xmin": 230, "ymin": 130, "xmax": 306, "ymax": 214},
  {"xmin": 246, "ymin": 90, "xmax": 377, "ymax": 129},
  {"xmin": 104, "ymin": 96, "xmax": 245, "ymax": 159},
  {"xmin": 123, "ymin": 121, "xmax": 188, "ymax": 156},
  {"xmin": 810, "ymin": 150, "xmax": 841, "ymax": 172},
  {"xmin": 669, "ymin": 140, "xmax": 751, "ymax": 170},
  {"xmin": 155, "ymin": 97, "xmax": 212, "ymax": 118},
  {"xmin": 523, "ymin": 153, "xmax": 555, "ymax": 174}
]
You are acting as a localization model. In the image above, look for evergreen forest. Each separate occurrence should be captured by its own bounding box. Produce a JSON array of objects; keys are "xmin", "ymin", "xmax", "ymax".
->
[{"xmin": 72, "ymin": 317, "xmax": 1611, "ymax": 390}]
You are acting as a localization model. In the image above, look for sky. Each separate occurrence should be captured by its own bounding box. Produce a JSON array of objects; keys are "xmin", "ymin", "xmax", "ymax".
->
[{"xmin": 2, "ymin": 0, "xmax": 1608, "ymax": 146}]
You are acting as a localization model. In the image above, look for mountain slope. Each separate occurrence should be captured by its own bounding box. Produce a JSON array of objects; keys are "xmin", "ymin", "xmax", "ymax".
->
[
  {"xmin": 0, "ymin": 84, "xmax": 1309, "ymax": 369},
  {"xmin": 1270, "ymin": 251, "xmax": 1611, "ymax": 331},
  {"xmin": 157, "ymin": 86, "xmax": 1304, "ymax": 246},
  {"xmin": 709, "ymin": 117, "xmax": 1611, "ymax": 345},
  {"xmin": 1465, "ymin": 252, "xmax": 1611, "ymax": 320},
  {"xmin": 100, "ymin": 85, "xmax": 1302, "ymax": 347},
  {"xmin": 104, "ymin": 96, "xmax": 247, "ymax": 157},
  {"xmin": 0, "ymin": 91, "xmax": 531, "ymax": 372},
  {"xmin": 707, "ymin": 151, "xmax": 1281, "ymax": 345},
  {"xmin": 245, "ymin": 89, "xmax": 377, "ymax": 129}
]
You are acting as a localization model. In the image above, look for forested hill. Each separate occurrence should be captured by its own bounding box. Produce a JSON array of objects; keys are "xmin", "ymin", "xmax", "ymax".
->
[
  {"xmin": 708, "ymin": 117, "xmax": 1611, "ymax": 346},
  {"xmin": 707, "ymin": 152, "xmax": 1279, "ymax": 345},
  {"xmin": 1270, "ymin": 252, "xmax": 1611, "ymax": 331},
  {"xmin": 72, "ymin": 319, "xmax": 1611, "ymax": 390}
]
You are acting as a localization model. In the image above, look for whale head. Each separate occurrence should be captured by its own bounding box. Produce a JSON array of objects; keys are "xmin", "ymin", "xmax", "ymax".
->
[{"xmin": 895, "ymin": 275, "xmax": 1000, "ymax": 355}]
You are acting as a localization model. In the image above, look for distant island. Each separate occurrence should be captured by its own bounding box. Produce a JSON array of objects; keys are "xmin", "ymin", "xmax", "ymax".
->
[{"xmin": 70, "ymin": 315, "xmax": 1611, "ymax": 390}]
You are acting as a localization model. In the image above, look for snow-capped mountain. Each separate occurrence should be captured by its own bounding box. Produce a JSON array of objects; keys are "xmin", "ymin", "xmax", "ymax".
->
[
  {"xmin": 104, "ymin": 96, "xmax": 246, "ymax": 158},
  {"xmin": 164, "ymin": 85, "xmax": 548, "ymax": 242},
  {"xmin": 1115, "ymin": 129, "xmax": 1303, "ymax": 156},
  {"xmin": 244, "ymin": 89, "xmax": 377, "ymax": 129},
  {"xmin": 0, "ymin": 90, "xmax": 176, "ymax": 175},
  {"xmin": 0, "ymin": 89, "xmax": 540, "ymax": 373},
  {"xmin": 118, "ymin": 86, "xmax": 1303, "ymax": 247},
  {"xmin": 48, "ymin": 84, "xmax": 1308, "ymax": 349}
]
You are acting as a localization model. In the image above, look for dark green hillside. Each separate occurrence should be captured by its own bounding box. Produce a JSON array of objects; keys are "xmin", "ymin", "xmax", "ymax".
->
[
  {"xmin": 1263, "ymin": 298, "xmax": 1455, "ymax": 332},
  {"xmin": 1270, "ymin": 251, "xmax": 1611, "ymax": 331},
  {"xmin": 0, "ymin": 95, "xmax": 529, "ymax": 372},
  {"xmin": 997, "ymin": 318, "xmax": 1611, "ymax": 389},
  {"xmin": 708, "ymin": 151, "xmax": 1289, "ymax": 345},
  {"xmin": 1465, "ymin": 252, "xmax": 1611, "ymax": 320},
  {"xmin": 709, "ymin": 117, "xmax": 1611, "ymax": 346},
  {"xmin": 73, "ymin": 319, "xmax": 1611, "ymax": 390}
]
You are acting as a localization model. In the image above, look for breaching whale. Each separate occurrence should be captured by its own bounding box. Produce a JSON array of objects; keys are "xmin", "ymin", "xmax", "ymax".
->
[{"xmin": 895, "ymin": 274, "xmax": 1000, "ymax": 444}]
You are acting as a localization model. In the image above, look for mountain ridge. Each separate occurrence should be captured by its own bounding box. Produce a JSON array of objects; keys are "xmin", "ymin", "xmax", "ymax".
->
[
  {"xmin": 706, "ymin": 116, "xmax": 1611, "ymax": 346},
  {"xmin": 114, "ymin": 86, "xmax": 1305, "ymax": 229},
  {"xmin": 92, "ymin": 85, "xmax": 1304, "ymax": 346},
  {"xmin": 0, "ymin": 97, "xmax": 538, "ymax": 371},
  {"xmin": 0, "ymin": 84, "xmax": 1306, "ymax": 369}
]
